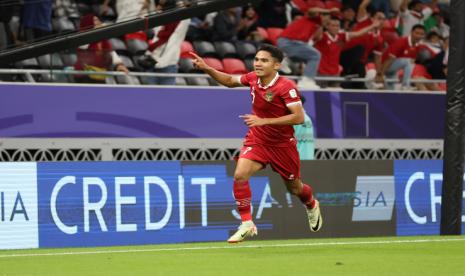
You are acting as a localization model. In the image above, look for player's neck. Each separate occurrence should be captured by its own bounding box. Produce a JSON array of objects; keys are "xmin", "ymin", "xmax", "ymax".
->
[{"xmin": 259, "ymin": 72, "xmax": 278, "ymax": 87}]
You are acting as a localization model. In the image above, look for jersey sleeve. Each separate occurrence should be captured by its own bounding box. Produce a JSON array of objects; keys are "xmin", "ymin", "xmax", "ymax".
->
[
  {"xmin": 239, "ymin": 72, "xmax": 256, "ymax": 87},
  {"xmin": 281, "ymin": 82, "xmax": 302, "ymax": 107}
]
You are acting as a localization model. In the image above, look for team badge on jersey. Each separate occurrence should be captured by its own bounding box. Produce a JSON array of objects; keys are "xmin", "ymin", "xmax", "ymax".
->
[{"xmin": 265, "ymin": 90, "xmax": 273, "ymax": 102}]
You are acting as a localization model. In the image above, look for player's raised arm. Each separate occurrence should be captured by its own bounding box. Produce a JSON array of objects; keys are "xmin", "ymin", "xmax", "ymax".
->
[{"xmin": 189, "ymin": 52, "xmax": 244, "ymax": 88}]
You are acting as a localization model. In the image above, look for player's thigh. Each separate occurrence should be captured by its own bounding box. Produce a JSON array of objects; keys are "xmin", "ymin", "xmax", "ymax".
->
[
  {"xmin": 268, "ymin": 145, "xmax": 301, "ymax": 181},
  {"xmin": 234, "ymin": 157, "xmax": 264, "ymax": 181}
]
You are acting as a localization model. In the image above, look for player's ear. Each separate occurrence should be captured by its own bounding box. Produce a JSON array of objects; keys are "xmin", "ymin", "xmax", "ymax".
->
[{"xmin": 273, "ymin": 60, "xmax": 281, "ymax": 71}]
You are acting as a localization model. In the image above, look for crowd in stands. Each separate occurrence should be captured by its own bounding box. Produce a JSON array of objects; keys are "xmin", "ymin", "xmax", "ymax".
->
[{"xmin": 0, "ymin": 0, "xmax": 450, "ymax": 91}]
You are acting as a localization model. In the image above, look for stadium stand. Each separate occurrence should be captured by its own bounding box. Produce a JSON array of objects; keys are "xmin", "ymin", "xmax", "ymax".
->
[
  {"xmin": 0, "ymin": 0, "xmax": 450, "ymax": 90},
  {"xmin": 214, "ymin": 41, "xmax": 238, "ymax": 58},
  {"xmin": 222, "ymin": 58, "xmax": 248, "ymax": 74}
]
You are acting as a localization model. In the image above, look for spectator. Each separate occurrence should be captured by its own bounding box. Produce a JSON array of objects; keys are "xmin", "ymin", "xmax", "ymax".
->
[
  {"xmin": 74, "ymin": 14, "xmax": 129, "ymax": 84},
  {"xmin": 145, "ymin": 18, "xmax": 190, "ymax": 85},
  {"xmin": 186, "ymin": 14, "xmax": 213, "ymax": 41},
  {"xmin": 0, "ymin": 0, "xmax": 20, "ymax": 49},
  {"xmin": 278, "ymin": 2, "xmax": 338, "ymax": 89},
  {"xmin": 340, "ymin": 0, "xmax": 387, "ymax": 88},
  {"xmin": 20, "ymin": 0, "xmax": 53, "ymax": 41},
  {"xmin": 211, "ymin": 7, "xmax": 241, "ymax": 42},
  {"xmin": 341, "ymin": 5, "xmax": 356, "ymax": 31},
  {"xmin": 293, "ymin": 96, "xmax": 315, "ymax": 160},
  {"xmin": 53, "ymin": 0, "xmax": 80, "ymax": 19},
  {"xmin": 413, "ymin": 31, "xmax": 446, "ymax": 90},
  {"xmin": 101, "ymin": 0, "xmax": 152, "ymax": 22},
  {"xmin": 257, "ymin": 0, "xmax": 290, "ymax": 28},
  {"xmin": 399, "ymin": 0, "xmax": 438, "ymax": 36},
  {"xmin": 237, "ymin": 5, "xmax": 264, "ymax": 42},
  {"xmin": 314, "ymin": 16, "xmax": 380, "ymax": 87},
  {"xmin": 424, "ymin": 10, "xmax": 449, "ymax": 38},
  {"xmin": 378, "ymin": 24, "xmax": 426, "ymax": 90}
]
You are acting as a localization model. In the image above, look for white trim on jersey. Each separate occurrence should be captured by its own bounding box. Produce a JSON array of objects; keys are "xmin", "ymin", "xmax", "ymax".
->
[
  {"xmin": 257, "ymin": 72, "xmax": 280, "ymax": 89},
  {"xmin": 286, "ymin": 101, "xmax": 302, "ymax": 107},
  {"xmin": 234, "ymin": 75, "xmax": 245, "ymax": 86}
]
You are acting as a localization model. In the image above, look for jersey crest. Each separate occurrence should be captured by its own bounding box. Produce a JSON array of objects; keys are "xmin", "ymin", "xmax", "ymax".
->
[{"xmin": 265, "ymin": 90, "xmax": 273, "ymax": 102}]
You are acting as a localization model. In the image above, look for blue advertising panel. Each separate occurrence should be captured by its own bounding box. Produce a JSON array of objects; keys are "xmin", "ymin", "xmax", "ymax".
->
[
  {"xmin": 394, "ymin": 160, "xmax": 465, "ymax": 235},
  {"xmin": 36, "ymin": 161, "xmax": 271, "ymax": 248}
]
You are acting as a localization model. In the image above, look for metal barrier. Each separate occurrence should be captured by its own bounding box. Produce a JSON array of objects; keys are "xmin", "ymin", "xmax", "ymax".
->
[{"xmin": 0, "ymin": 68, "xmax": 447, "ymax": 86}]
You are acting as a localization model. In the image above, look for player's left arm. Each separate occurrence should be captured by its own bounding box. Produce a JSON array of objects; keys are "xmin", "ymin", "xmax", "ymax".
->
[{"xmin": 240, "ymin": 103, "xmax": 305, "ymax": 127}]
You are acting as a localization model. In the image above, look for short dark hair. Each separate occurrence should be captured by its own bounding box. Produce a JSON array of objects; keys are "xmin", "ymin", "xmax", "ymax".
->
[
  {"xmin": 408, "ymin": 0, "xmax": 423, "ymax": 10},
  {"xmin": 257, "ymin": 44, "xmax": 284, "ymax": 62},
  {"xmin": 411, "ymin": 24, "xmax": 426, "ymax": 32}
]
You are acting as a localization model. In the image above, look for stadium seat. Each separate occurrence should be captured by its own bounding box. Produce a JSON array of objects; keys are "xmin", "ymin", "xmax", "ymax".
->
[
  {"xmin": 15, "ymin": 58, "xmax": 40, "ymax": 69},
  {"xmin": 208, "ymin": 78, "xmax": 220, "ymax": 86},
  {"xmin": 193, "ymin": 41, "xmax": 217, "ymax": 57},
  {"xmin": 244, "ymin": 58, "xmax": 254, "ymax": 72},
  {"xmin": 52, "ymin": 17, "xmax": 75, "ymax": 33},
  {"xmin": 116, "ymin": 74, "xmax": 141, "ymax": 85},
  {"xmin": 266, "ymin": 28, "xmax": 283, "ymax": 45},
  {"xmin": 126, "ymin": 39, "xmax": 148, "ymax": 56},
  {"xmin": 178, "ymin": 57, "xmax": 199, "ymax": 73},
  {"xmin": 175, "ymin": 77, "xmax": 187, "ymax": 86},
  {"xmin": 214, "ymin": 41, "xmax": 237, "ymax": 58},
  {"xmin": 204, "ymin": 57, "xmax": 224, "ymax": 72},
  {"xmin": 109, "ymin": 38, "xmax": 129, "ymax": 55},
  {"xmin": 60, "ymin": 53, "xmax": 78, "ymax": 67},
  {"xmin": 37, "ymin": 54, "xmax": 64, "ymax": 69},
  {"xmin": 186, "ymin": 76, "xmax": 210, "ymax": 86},
  {"xmin": 235, "ymin": 41, "xmax": 257, "ymax": 59},
  {"xmin": 180, "ymin": 40, "xmax": 194, "ymax": 58},
  {"xmin": 222, "ymin": 58, "xmax": 248, "ymax": 74},
  {"xmin": 119, "ymin": 55, "xmax": 136, "ymax": 71},
  {"xmin": 257, "ymin": 27, "xmax": 268, "ymax": 41}
]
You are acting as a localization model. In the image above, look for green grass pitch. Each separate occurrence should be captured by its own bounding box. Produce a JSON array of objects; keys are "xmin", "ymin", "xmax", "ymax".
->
[{"xmin": 1, "ymin": 236, "xmax": 464, "ymax": 275}]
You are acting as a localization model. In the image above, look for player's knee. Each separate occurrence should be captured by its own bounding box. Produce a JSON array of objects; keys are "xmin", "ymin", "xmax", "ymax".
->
[
  {"xmin": 286, "ymin": 184, "xmax": 301, "ymax": 195},
  {"xmin": 234, "ymin": 171, "xmax": 250, "ymax": 182}
]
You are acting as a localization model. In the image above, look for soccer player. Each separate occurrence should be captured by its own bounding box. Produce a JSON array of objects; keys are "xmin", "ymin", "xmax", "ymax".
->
[{"xmin": 189, "ymin": 44, "xmax": 322, "ymax": 243}]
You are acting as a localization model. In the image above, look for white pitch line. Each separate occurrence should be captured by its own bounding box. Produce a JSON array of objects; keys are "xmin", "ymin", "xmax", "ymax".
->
[{"xmin": 1, "ymin": 238, "xmax": 465, "ymax": 259}]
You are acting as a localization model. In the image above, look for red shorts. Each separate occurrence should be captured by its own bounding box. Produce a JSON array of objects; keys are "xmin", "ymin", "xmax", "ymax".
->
[{"xmin": 238, "ymin": 139, "xmax": 300, "ymax": 180}]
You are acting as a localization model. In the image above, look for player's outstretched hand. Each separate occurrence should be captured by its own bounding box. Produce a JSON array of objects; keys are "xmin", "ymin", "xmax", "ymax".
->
[
  {"xmin": 189, "ymin": 52, "xmax": 209, "ymax": 71},
  {"xmin": 240, "ymin": 114, "xmax": 266, "ymax": 127}
]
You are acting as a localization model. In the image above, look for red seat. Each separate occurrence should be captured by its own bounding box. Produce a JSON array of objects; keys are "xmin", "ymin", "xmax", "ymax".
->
[
  {"xmin": 222, "ymin": 58, "xmax": 248, "ymax": 74},
  {"xmin": 204, "ymin": 57, "xmax": 224, "ymax": 72},
  {"xmin": 180, "ymin": 41, "xmax": 194, "ymax": 58},
  {"xmin": 267, "ymin": 27, "xmax": 283, "ymax": 45},
  {"xmin": 257, "ymin": 27, "xmax": 269, "ymax": 41}
]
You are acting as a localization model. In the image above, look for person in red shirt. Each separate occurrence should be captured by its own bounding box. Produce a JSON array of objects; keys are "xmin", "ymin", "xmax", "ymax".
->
[
  {"xmin": 314, "ymin": 16, "xmax": 380, "ymax": 86},
  {"xmin": 379, "ymin": 24, "xmax": 426, "ymax": 90},
  {"xmin": 277, "ymin": 2, "xmax": 339, "ymax": 89},
  {"xmin": 340, "ymin": 0, "xmax": 387, "ymax": 89},
  {"xmin": 189, "ymin": 44, "xmax": 322, "ymax": 243}
]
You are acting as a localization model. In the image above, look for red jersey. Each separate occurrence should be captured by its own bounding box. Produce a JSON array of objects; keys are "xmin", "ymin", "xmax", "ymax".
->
[
  {"xmin": 240, "ymin": 72, "xmax": 301, "ymax": 147},
  {"xmin": 280, "ymin": 16, "xmax": 321, "ymax": 42},
  {"xmin": 314, "ymin": 31, "xmax": 348, "ymax": 75},
  {"xmin": 382, "ymin": 36, "xmax": 419, "ymax": 63},
  {"xmin": 343, "ymin": 17, "xmax": 384, "ymax": 63}
]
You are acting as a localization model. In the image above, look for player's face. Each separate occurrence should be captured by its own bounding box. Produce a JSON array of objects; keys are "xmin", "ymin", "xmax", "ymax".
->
[
  {"xmin": 253, "ymin": 51, "xmax": 280, "ymax": 77},
  {"xmin": 328, "ymin": 20, "xmax": 340, "ymax": 35},
  {"xmin": 411, "ymin": 28, "xmax": 425, "ymax": 44}
]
